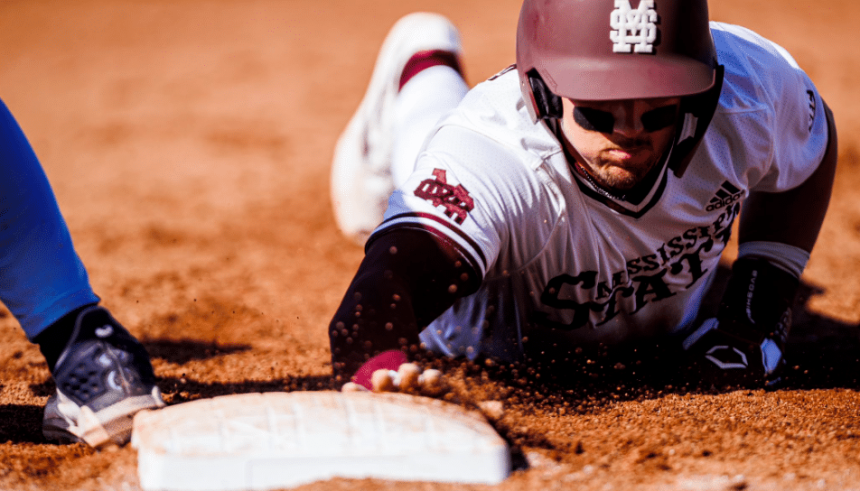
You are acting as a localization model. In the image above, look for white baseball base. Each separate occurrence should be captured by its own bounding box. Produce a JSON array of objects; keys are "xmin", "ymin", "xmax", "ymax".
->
[{"xmin": 131, "ymin": 391, "xmax": 510, "ymax": 491}]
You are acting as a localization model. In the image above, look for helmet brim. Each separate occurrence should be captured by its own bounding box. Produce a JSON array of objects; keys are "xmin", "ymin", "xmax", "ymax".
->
[{"xmin": 537, "ymin": 55, "xmax": 717, "ymax": 102}]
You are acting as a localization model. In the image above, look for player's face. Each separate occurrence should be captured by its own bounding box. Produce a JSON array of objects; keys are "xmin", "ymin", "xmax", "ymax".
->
[{"xmin": 560, "ymin": 97, "xmax": 680, "ymax": 192}]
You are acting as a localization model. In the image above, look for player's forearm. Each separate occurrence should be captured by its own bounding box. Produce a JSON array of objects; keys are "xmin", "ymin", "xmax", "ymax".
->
[
  {"xmin": 329, "ymin": 260, "xmax": 422, "ymax": 382},
  {"xmin": 739, "ymin": 101, "xmax": 837, "ymax": 252},
  {"xmin": 328, "ymin": 228, "xmax": 481, "ymax": 382}
]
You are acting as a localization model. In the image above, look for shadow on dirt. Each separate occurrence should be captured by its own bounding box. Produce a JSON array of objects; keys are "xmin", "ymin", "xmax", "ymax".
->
[
  {"xmin": 0, "ymin": 404, "xmax": 46, "ymax": 444},
  {"xmin": 785, "ymin": 283, "xmax": 860, "ymax": 390},
  {"xmin": 155, "ymin": 374, "xmax": 335, "ymax": 404},
  {"xmin": 141, "ymin": 339, "xmax": 252, "ymax": 365}
]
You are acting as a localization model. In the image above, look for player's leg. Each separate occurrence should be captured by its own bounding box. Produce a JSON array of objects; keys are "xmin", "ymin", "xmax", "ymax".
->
[
  {"xmin": 331, "ymin": 12, "xmax": 468, "ymax": 245},
  {"xmin": 392, "ymin": 61, "xmax": 468, "ymax": 187},
  {"xmin": 0, "ymin": 98, "xmax": 164, "ymax": 448}
]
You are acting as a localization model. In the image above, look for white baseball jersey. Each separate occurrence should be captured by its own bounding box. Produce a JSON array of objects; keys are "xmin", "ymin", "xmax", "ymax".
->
[{"xmin": 369, "ymin": 22, "xmax": 829, "ymax": 361}]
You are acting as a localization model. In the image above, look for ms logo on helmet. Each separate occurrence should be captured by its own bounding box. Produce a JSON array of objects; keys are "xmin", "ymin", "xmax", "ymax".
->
[{"xmin": 610, "ymin": 0, "xmax": 658, "ymax": 53}]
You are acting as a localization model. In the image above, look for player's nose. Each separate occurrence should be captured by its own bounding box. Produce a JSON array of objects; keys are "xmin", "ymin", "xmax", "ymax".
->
[{"xmin": 612, "ymin": 101, "xmax": 646, "ymax": 138}]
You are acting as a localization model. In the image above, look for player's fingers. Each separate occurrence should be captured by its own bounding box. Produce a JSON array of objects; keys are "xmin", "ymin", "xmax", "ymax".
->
[
  {"xmin": 418, "ymin": 368, "xmax": 445, "ymax": 396},
  {"xmin": 371, "ymin": 369, "xmax": 397, "ymax": 392},
  {"xmin": 369, "ymin": 365, "xmax": 446, "ymax": 396},
  {"xmin": 341, "ymin": 382, "xmax": 369, "ymax": 393},
  {"xmin": 397, "ymin": 363, "xmax": 422, "ymax": 391}
]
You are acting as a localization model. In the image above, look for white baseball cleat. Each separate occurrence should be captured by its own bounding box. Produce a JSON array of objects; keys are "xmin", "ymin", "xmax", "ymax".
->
[{"xmin": 331, "ymin": 12, "xmax": 463, "ymax": 245}]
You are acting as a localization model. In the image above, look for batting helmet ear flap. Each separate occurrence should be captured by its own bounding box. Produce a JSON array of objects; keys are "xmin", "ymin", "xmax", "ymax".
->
[
  {"xmin": 668, "ymin": 64, "xmax": 725, "ymax": 177},
  {"xmin": 526, "ymin": 69, "xmax": 563, "ymax": 121}
]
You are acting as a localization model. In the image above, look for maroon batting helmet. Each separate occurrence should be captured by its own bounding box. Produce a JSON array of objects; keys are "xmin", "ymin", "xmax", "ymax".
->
[{"xmin": 516, "ymin": 0, "xmax": 724, "ymax": 176}]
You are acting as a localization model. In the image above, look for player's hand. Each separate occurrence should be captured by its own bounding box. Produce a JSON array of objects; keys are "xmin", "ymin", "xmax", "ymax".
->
[
  {"xmin": 341, "ymin": 350, "xmax": 446, "ymax": 396},
  {"xmin": 682, "ymin": 257, "xmax": 798, "ymax": 389},
  {"xmin": 682, "ymin": 317, "xmax": 786, "ymax": 388}
]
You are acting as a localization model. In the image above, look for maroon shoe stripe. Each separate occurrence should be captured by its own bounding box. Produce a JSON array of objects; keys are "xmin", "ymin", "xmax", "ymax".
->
[{"xmin": 398, "ymin": 50, "xmax": 463, "ymax": 91}]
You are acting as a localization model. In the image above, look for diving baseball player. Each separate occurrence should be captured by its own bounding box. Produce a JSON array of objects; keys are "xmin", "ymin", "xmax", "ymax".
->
[
  {"xmin": 328, "ymin": 0, "xmax": 837, "ymax": 392},
  {"xmin": 0, "ymin": 97, "xmax": 164, "ymax": 447}
]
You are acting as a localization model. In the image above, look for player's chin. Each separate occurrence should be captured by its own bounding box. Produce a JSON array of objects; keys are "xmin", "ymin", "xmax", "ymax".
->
[
  {"xmin": 598, "ymin": 158, "xmax": 656, "ymax": 188},
  {"xmin": 596, "ymin": 167, "xmax": 640, "ymax": 191}
]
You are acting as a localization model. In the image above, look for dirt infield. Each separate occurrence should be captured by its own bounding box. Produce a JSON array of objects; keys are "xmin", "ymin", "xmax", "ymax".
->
[{"xmin": 1, "ymin": 0, "xmax": 859, "ymax": 489}]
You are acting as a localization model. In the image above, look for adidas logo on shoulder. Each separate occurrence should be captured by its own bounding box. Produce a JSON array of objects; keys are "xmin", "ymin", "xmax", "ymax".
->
[{"xmin": 706, "ymin": 181, "xmax": 744, "ymax": 212}]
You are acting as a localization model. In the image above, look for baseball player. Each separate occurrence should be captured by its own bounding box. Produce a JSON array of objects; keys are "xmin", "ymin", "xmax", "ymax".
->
[
  {"xmin": 328, "ymin": 0, "xmax": 837, "ymax": 392},
  {"xmin": 0, "ymin": 97, "xmax": 164, "ymax": 447}
]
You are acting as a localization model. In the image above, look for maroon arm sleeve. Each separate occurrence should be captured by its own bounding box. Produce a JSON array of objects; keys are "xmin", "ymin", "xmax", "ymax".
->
[{"xmin": 328, "ymin": 228, "xmax": 481, "ymax": 383}]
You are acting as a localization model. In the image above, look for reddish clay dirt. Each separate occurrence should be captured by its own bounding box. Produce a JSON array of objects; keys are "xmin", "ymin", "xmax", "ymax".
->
[{"xmin": 1, "ymin": 1, "xmax": 859, "ymax": 490}]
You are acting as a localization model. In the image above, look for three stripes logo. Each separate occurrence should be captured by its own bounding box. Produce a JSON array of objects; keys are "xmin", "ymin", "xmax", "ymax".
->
[{"xmin": 706, "ymin": 181, "xmax": 743, "ymax": 212}]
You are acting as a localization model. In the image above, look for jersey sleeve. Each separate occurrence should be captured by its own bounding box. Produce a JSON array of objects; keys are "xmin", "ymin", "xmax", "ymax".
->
[
  {"xmin": 716, "ymin": 24, "xmax": 829, "ymax": 192},
  {"xmin": 369, "ymin": 124, "xmax": 538, "ymax": 280},
  {"xmin": 764, "ymin": 42, "xmax": 829, "ymax": 191}
]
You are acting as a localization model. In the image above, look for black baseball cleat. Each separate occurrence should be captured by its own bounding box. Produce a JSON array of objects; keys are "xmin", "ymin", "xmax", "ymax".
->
[{"xmin": 42, "ymin": 306, "xmax": 165, "ymax": 448}]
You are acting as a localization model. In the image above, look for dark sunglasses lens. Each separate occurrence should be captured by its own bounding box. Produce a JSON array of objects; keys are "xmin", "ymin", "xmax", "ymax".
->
[
  {"xmin": 641, "ymin": 105, "xmax": 679, "ymax": 132},
  {"xmin": 573, "ymin": 107, "xmax": 615, "ymax": 133}
]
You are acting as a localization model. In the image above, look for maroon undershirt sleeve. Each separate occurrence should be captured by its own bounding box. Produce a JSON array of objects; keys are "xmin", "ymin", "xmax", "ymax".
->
[{"xmin": 328, "ymin": 228, "xmax": 481, "ymax": 383}]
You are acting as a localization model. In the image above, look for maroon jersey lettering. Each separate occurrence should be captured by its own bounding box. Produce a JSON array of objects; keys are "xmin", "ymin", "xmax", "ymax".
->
[{"xmin": 414, "ymin": 169, "xmax": 475, "ymax": 224}]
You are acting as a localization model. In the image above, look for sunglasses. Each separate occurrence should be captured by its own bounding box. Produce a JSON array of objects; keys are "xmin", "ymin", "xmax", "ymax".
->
[{"xmin": 572, "ymin": 104, "xmax": 679, "ymax": 134}]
